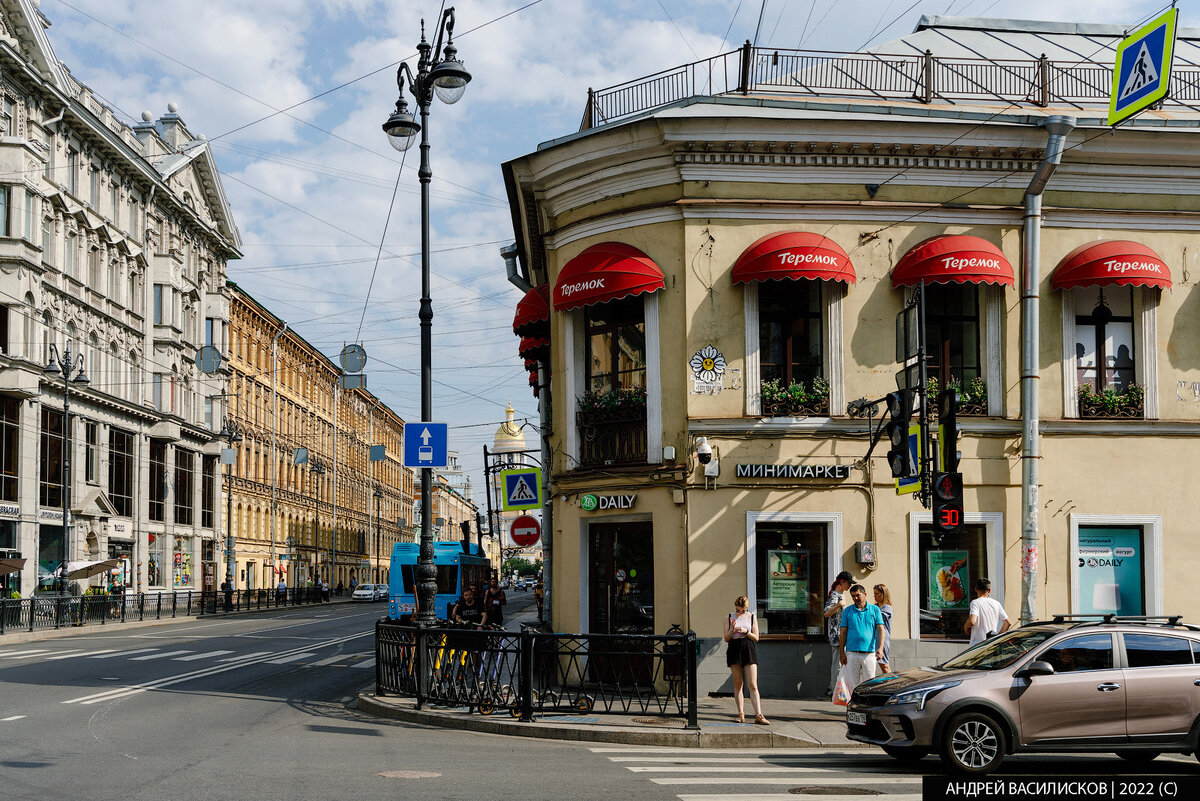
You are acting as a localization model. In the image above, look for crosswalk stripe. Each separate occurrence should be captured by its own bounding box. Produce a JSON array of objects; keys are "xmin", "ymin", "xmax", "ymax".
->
[
  {"xmin": 41, "ymin": 650, "xmax": 89, "ymax": 660},
  {"xmin": 351, "ymin": 657, "xmax": 376, "ymax": 669},
  {"xmin": 0, "ymin": 650, "xmax": 50, "ymax": 659},
  {"xmin": 265, "ymin": 652, "xmax": 317, "ymax": 665},
  {"xmin": 174, "ymin": 650, "xmax": 234, "ymax": 661},
  {"xmin": 4, "ymin": 650, "xmax": 52, "ymax": 659},
  {"xmin": 652, "ymin": 776, "xmax": 921, "ymax": 786},
  {"xmin": 1, "ymin": 715, "xmax": 26, "ymax": 721},
  {"xmin": 678, "ymin": 794, "xmax": 920, "ymax": 801},
  {"xmin": 130, "ymin": 650, "xmax": 193, "ymax": 661},
  {"xmin": 589, "ymin": 747, "xmax": 867, "ymax": 754},
  {"xmin": 90, "ymin": 648, "xmax": 158, "ymax": 659},
  {"xmin": 221, "ymin": 652, "xmax": 270, "ymax": 661},
  {"xmin": 311, "ymin": 655, "xmax": 346, "ymax": 667}
]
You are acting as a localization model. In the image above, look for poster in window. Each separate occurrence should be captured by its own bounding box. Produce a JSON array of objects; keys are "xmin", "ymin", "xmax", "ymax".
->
[
  {"xmin": 928, "ymin": 550, "xmax": 969, "ymax": 610},
  {"xmin": 767, "ymin": 549, "xmax": 808, "ymax": 611},
  {"xmin": 1077, "ymin": 528, "xmax": 1143, "ymax": 615}
]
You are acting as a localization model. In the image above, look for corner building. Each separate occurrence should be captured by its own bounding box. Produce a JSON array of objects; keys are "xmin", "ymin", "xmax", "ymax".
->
[{"xmin": 502, "ymin": 16, "xmax": 1200, "ymax": 695}]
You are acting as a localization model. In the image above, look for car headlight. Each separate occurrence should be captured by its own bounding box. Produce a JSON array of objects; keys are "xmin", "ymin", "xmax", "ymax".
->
[{"xmin": 883, "ymin": 680, "xmax": 961, "ymax": 710}]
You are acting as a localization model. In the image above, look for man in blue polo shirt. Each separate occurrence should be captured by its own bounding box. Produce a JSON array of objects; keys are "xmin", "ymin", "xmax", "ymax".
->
[{"xmin": 839, "ymin": 583, "xmax": 885, "ymax": 691}]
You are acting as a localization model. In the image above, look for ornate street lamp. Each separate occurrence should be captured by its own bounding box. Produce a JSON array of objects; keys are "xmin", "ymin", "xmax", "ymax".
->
[
  {"xmin": 44, "ymin": 343, "xmax": 89, "ymax": 596},
  {"xmin": 373, "ymin": 484, "xmax": 384, "ymax": 584},
  {"xmin": 311, "ymin": 459, "xmax": 326, "ymax": 584},
  {"xmin": 217, "ymin": 416, "xmax": 242, "ymax": 588},
  {"xmin": 382, "ymin": 7, "xmax": 470, "ymax": 624}
]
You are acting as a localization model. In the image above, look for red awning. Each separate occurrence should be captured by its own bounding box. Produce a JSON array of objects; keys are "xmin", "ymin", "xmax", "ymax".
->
[
  {"xmin": 1051, "ymin": 240, "xmax": 1172, "ymax": 290},
  {"xmin": 553, "ymin": 242, "xmax": 665, "ymax": 311},
  {"xmin": 512, "ymin": 284, "xmax": 551, "ymax": 336},
  {"xmin": 518, "ymin": 336, "xmax": 549, "ymax": 360},
  {"xmin": 731, "ymin": 232, "xmax": 856, "ymax": 285},
  {"xmin": 891, "ymin": 235, "xmax": 1014, "ymax": 288}
]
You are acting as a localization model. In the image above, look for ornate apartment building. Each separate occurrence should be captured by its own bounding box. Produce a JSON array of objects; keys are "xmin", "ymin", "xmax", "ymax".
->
[
  {"xmin": 0, "ymin": 1, "xmax": 237, "ymax": 596},
  {"xmin": 227, "ymin": 283, "xmax": 414, "ymax": 590}
]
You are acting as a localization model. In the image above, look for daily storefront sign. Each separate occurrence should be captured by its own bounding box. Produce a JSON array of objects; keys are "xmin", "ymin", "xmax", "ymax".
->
[
  {"xmin": 735, "ymin": 463, "xmax": 851, "ymax": 479},
  {"xmin": 579, "ymin": 494, "xmax": 636, "ymax": 511},
  {"xmin": 767, "ymin": 549, "xmax": 809, "ymax": 611}
]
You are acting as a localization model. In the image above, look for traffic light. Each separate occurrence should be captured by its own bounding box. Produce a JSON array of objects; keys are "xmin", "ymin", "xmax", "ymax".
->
[
  {"xmin": 938, "ymin": 388, "xmax": 960, "ymax": 473},
  {"xmin": 885, "ymin": 390, "xmax": 915, "ymax": 478},
  {"xmin": 932, "ymin": 472, "xmax": 964, "ymax": 535}
]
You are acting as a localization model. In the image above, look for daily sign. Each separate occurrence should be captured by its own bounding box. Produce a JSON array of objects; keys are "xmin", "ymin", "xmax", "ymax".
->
[{"xmin": 580, "ymin": 494, "xmax": 636, "ymax": 511}]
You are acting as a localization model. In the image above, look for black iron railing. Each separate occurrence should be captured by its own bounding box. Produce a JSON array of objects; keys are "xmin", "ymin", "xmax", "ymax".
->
[
  {"xmin": 577, "ymin": 410, "xmax": 647, "ymax": 467},
  {"xmin": 376, "ymin": 621, "xmax": 698, "ymax": 727},
  {"xmin": 580, "ymin": 43, "xmax": 1200, "ymax": 130},
  {"xmin": 0, "ymin": 587, "xmax": 331, "ymax": 635}
]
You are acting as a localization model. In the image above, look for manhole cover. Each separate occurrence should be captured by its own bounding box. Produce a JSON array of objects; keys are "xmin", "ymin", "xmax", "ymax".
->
[
  {"xmin": 632, "ymin": 717, "xmax": 668, "ymax": 726},
  {"xmin": 378, "ymin": 771, "xmax": 441, "ymax": 779},
  {"xmin": 789, "ymin": 788, "xmax": 882, "ymax": 796}
]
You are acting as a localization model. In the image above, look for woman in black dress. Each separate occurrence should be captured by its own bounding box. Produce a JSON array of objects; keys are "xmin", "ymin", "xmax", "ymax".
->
[{"xmin": 723, "ymin": 595, "xmax": 767, "ymax": 724}]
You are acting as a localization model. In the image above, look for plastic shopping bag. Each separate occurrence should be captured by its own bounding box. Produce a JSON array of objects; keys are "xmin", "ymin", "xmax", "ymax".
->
[{"xmin": 833, "ymin": 672, "xmax": 851, "ymax": 706}]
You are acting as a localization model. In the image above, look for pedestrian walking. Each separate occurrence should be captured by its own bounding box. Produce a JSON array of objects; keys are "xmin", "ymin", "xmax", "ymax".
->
[
  {"xmin": 873, "ymin": 584, "xmax": 894, "ymax": 674},
  {"xmin": 823, "ymin": 570, "xmax": 853, "ymax": 697},
  {"xmin": 221, "ymin": 574, "xmax": 234, "ymax": 612},
  {"xmin": 276, "ymin": 577, "xmax": 287, "ymax": 604},
  {"xmin": 964, "ymin": 577, "xmax": 1010, "ymax": 646},
  {"xmin": 484, "ymin": 578, "xmax": 507, "ymax": 626},
  {"xmin": 534, "ymin": 581, "xmax": 544, "ymax": 619},
  {"xmin": 723, "ymin": 595, "xmax": 767, "ymax": 725},
  {"xmin": 839, "ymin": 584, "xmax": 885, "ymax": 692}
]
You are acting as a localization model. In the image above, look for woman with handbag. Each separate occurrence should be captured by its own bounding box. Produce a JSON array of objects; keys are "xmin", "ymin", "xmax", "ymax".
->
[{"xmin": 723, "ymin": 595, "xmax": 768, "ymax": 725}]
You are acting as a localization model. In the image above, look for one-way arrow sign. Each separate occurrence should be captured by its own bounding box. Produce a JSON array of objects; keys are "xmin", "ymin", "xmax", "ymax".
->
[{"xmin": 403, "ymin": 422, "xmax": 448, "ymax": 468}]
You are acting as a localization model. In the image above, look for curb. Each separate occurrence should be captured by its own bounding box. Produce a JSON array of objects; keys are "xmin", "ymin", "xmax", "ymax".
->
[{"xmin": 356, "ymin": 693, "xmax": 858, "ymax": 748}]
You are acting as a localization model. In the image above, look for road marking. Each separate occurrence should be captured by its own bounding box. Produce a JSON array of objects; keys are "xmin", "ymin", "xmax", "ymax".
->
[
  {"xmin": 310, "ymin": 655, "xmax": 346, "ymax": 667},
  {"xmin": 89, "ymin": 648, "xmax": 158, "ymax": 659},
  {"xmin": 588, "ymin": 748, "xmax": 869, "ymax": 754},
  {"xmin": 174, "ymin": 650, "xmax": 234, "ymax": 661},
  {"xmin": 4, "ymin": 650, "xmax": 52, "ymax": 659},
  {"xmin": 677, "ymin": 795, "xmax": 919, "ymax": 801},
  {"xmin": 0, "ymin": 650, "xmax": 50, "ymax": 659},
  {"xmin": 220, "ymin": 652, "xmax": 270, "ymax": 661},
  {"xmin": 266, "ymin": 652, "xmax": 317, "ymax": 665},
  {"xmin": 352, "ymin": 657, "xmax": 376, "ymax": 670},
  {"xmin": 130, "ymin": 650, "xmax": 193, "ymax": 661},
  {"xmin": 1, "ymin": 715, "xmax": 26, "ymax": 721},
  {"xmin": 653, "ymin": 776, "xmax": 921, "ymax": 785},
  {"xmin": 41, "ymin": 650, "xmax": 89, "ymax": 661}
]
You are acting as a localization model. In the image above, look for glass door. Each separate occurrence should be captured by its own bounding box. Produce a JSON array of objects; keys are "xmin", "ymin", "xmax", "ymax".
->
[{"xmin": 588, "ymin": 521, "xmax": 654, "ymax": 634}]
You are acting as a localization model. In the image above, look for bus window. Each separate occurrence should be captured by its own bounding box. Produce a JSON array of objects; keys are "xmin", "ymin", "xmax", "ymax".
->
[
  {"xmin": 436, "ymin": 565, "xmax": 458, "ymax": 594},
  {"xmin": 400, "ymin": 565, "xmax": 415, "ymax": 593}
]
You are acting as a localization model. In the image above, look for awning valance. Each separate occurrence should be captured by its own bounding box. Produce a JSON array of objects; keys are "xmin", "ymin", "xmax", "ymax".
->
[
  {"xmin": 1051, "ymin": 240, "xmax": 1172, "ymax": 290},
  {"xmin": 732, "ymin": 232, "xmax": 855, "ymax": 285},
  {"xmin": 512, "ymin": 284, "xmax": 551, "ymax": 336},
  {"xmin": 553, "ymin": 242, "xmax": 665, "ymax": 311},
  {"xmin": 891, "ymin": 235, "xmax": 1014, "ymax": 288},
  {"xmin": 518, "ymin": 336, "xmax": 549, "ymax": 361}
]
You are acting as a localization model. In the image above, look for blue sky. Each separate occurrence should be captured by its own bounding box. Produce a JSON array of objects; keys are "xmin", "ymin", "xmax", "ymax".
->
[{"xmin": 37, "ymin": 0, "xmax": 1193, "ymax": 498}]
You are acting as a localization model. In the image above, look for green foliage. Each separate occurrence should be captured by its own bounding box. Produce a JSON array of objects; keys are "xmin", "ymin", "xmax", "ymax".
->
[
  {"xmin": 502, "ymin": 557, "xmax": 540, "ymax": 576},
  {"xmin": 83, "ymin": 587, "xmax": 109, "ymax": 597},
  {"xmin": 760, "ymin": 377, "xmax": 830, "ymax": 416},
  {"xmin": 577, "ymin": 386, "xmax": 647, "ymax": 417},
  {"xmin": 926, "ymin": 376, "xmax": 988, "ymax": 413},
  {"xmin": 1078, "ymin": 382, "xmax": 1143, "ymax": 417},
  {"xmin": 8, "ymin": 591, "xmax": 20, "ymax": 600}
]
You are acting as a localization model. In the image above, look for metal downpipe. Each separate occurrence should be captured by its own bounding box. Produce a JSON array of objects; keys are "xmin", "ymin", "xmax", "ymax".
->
[{"xmin": 1020, "ymin": 115, "xmax": 1075, "ymax": 625}]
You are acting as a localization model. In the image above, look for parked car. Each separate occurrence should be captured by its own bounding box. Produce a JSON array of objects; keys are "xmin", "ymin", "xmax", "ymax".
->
[
  {"xmin": 352, "ymin": 583, "xmax": 376, "ymax": 602},
  {"xmin": 373, "ymin": 584, "xmax": 388, "ymax": 602},
  {"xmin": 845, "ymin": 615, "xmax": 1200, "ymax": 774}
]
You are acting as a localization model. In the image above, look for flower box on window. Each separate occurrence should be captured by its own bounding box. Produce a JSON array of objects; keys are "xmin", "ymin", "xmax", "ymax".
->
[
  {"xmin": 926, "ymin": 377, "xmax": 989, "ymax": 417},
  {"xmin": 577, "ymin": 388, "xmax": 647, "ymax": 466},
  {"xmin": 759, "ymin": 378, "xmax": 830, "ymax": 417},
  {"xmin": 1078, "ymin": 383, "xmax": 1143, "ymax": 419}
]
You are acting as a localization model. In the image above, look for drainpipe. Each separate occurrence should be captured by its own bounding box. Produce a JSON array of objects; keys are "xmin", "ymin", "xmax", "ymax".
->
[
  {"xmin": 1020, "ymin": 115, "xmax": 1075, "ymax": 625},
  {"xmin": 502, "ymin": 243, "xmax": 531, "ymax": 293}
]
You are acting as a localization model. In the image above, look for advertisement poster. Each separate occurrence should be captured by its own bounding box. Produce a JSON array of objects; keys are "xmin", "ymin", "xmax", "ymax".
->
[
  {"xmin": 928, "ymin": 550, "xmax": 969, "ymax": 610},
  {"xmin": 1077, "ymin": 528, "xmax": 1144, "ymax": 615},
  {"xmin": 767, "ymin": 549, "xmax": 809, "ymax": 611}
]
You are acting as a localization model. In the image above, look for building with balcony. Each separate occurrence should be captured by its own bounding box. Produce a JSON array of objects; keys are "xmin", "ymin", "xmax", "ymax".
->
[
  {"xmin": 0, "ymin": 1, "xmax": 237, "ymax": 596},
  {"xmin": 226, "ymin": 283, "xmax": 413, "ymax": 590},
  {"xmin": 502, "ymin": 16, "xmax": 1200, "ymax": 695}
]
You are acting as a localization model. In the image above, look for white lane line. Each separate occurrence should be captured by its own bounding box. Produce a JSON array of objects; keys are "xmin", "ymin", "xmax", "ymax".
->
[
  {"xmin": 130, "ymin": 650, "xmax": 193, "ymax": 661},
  {"xmin": 652, "ymin": 777, "xmax": 922, "ymax": 785},
  {"xmin": 265, "ymin": 652, "xmax": 317, "ymax": 665},
  {"xmin": 41, "ymin": 650, "xmax": 89, "ymax": 661},
  {"xmin": 609, "ymin": 756, "xmax": 887, "ymax": 764},
  {"xmin": 678, "ymin": 795, "xmax": 920, "ymax": 801},
  {"xmin": 310, "ymin": 655, "xmax": 346, "ymax": 667},
  {"xmin": 4, "ymin": 651, "xmax": 53, "ymax": 660},
  {"xmin": 174, "ymin": 650, "xmax": 233, "ymax": 661},
  {"xmin": 0, "ymin": 650, "xmax": 50, "ymax": 659},
  {"xmin": 2, "ymin": 715, "xmax": 26, "ymax": 721},
  {"xmin": 89, "ymin": 648, "xmax": 158, "ymax": 659},
  {"xmin": 351, "ymin": 657, "xmax": 376, "ymax": 670},
  {"xmin": 589, "ymin": 747, "xmax": 869, "ymax": 754},
  {"xmin": 220, "ymin": 651, "xmax": 270, "ymax": 662}
]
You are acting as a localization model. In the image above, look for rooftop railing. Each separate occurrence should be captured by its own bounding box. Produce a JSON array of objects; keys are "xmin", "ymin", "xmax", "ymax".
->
[{"xmin": 580, "ymin": 43, "xmax": 1200, "ymax": 130}]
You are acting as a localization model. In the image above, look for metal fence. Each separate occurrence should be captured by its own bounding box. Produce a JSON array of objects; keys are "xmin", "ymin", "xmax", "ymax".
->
[
  {"xmin": 376, "ymin": 621, "xmax": 698, "ymax": 726},
  {"xmin": 0, "ymin": 587, "xmax": 329, "ymax": 635},
  {"xmin": 580, "ymin": 43, "xmax": 1200, "ymax": 130}
]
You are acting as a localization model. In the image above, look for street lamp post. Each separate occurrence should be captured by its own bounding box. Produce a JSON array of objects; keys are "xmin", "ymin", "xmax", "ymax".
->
[
  {"xmin": 382, "ymin": 6, "xmax": 470, "ymax": 624},
  {"xmin": 311, "ymin": 459, "xmax": 325, "ymax": 586},
  {"xmin": 217, "ymin": 417, "xmax": 242, "ymax": 589},
  {"xmin": 44, "ymin": 343, "xmax": 89, "ymax": 596},
  {"xmin": 373, "ymin": 485, "xmax": 383, "ymax": 584}
]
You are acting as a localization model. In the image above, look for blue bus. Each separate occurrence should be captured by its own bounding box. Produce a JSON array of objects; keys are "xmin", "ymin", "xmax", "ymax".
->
[{"xmin": 388, "ymin": 541, "xmax": 490, "ymax": 622}]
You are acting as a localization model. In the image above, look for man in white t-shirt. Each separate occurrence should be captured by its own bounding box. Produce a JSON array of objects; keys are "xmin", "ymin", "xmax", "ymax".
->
[{"xmin": 964, "ymin": 577, "xmax": 1011, "ymax": 646}]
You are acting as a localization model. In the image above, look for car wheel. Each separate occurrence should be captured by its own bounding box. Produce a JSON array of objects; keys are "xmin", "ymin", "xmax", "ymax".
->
[
  {"xmin": 881, "ymin": 745, "xmax": 929, "ymax": 763},
  {"xmin": 1115, "ymin": 750, "xmax": 1160, "ymax": 764},
  {"xmin": 940, "ymin": 712, "xmax": 1005, "ymax": 774}
]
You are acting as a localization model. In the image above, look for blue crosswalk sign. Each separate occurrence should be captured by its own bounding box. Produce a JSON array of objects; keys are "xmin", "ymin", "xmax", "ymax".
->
[
  {"xmin": 1109, "ymin": 8, "xmax": 1177, "ymax": 126},
  {"xmin": 501, "ymin": 468, "xmax": 542, "ymax": 511},
  {"xmin": 403, "ymin": 422, "xmax": 448, "ymax": 468}
]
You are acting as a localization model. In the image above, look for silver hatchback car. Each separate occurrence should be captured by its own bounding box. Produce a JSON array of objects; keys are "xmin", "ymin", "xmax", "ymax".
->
[{"xmin": 846, "ymin": 615, "xmax": 1200, "ymax": 774}]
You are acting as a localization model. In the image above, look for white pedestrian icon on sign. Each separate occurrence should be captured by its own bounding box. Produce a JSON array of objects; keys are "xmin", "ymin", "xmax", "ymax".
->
[
  {"xmin": 1119, "ymin": 41, "xmax": 1159, "ymax": 100},
  {"xmin": 508, "ymin": 477, "xmax": 537, "ymax": 503}
]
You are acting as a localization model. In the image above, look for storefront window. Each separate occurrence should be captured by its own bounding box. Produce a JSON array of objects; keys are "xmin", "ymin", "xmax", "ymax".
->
[
  {"xmin": 753, "ymin": 523, "xmax": 827, "ymax": 636},
  {"xmin": 37, "ymin": 525, "xmax": 63, "ymax": 593},
  {"xmin": 149, "ymin": 440, "xmax": 167, "ymax": 522},
  {"xmin": 148, "ymin": 532, "xmax": 164, "ymax": 586},
  {"xmin": 201, "ymin": 456, "xmax": 216, "ymax": 529},
  {"xmin": 917, "ymin": 524, "xmax": 988, "ymax": 640},
  {"xmin": 172, "ymin": 537, "xmax": 193, "ymax": 587},
  {"xmin": 0, "ymin": 396, "xmax": 19, "ymax": 502},
  {"xmin": 108, "ymin": 428, "xmax": 133, "ymax": 517},
  {"xmin": 39, "ymin": 408, "xmax": 63, "ymax": 508},
  {"xmin": 1076, "ymin": 526, "xmax": 1144, "ymax": 616},
  {"xmin": 174, "ymin": 448, "xmax": 194, "ymax": 525}
]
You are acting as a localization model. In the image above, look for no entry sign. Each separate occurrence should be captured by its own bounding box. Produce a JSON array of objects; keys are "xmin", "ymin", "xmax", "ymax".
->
[{"xmin": 510, "ymin": 515, "xmax": 541, "ymax": 547}]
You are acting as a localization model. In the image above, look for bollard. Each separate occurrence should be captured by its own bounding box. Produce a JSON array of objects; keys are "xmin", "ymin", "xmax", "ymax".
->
[
  {"xmin": 519, "ymin": 628, "xmax": 534, "ymax": 722},
  {"xmin": 685, "ymin": 630, "xmax": 699, "ymax": 730}
]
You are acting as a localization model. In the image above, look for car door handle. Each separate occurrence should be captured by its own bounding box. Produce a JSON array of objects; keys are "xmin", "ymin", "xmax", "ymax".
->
[{"xmin": 1097, "ymin": 683, "xmax": 1121, "ymax": 692}]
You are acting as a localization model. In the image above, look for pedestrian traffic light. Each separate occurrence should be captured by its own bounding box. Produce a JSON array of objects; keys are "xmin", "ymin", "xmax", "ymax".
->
[
  {"xmin": 932, "ymin": 472, "xmax": 964, "ymax": 535},
  {"xmin": 938, "ymin": 388, "xmax": 960, "ymax": 473},
  {"xmin": 885, "ymin": 390, "xmax": 915, "ymax": 478}
]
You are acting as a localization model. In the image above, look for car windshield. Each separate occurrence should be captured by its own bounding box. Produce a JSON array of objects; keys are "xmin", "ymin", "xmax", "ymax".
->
[
  {"xmin": 940, "ymin": 628, "xmax": 1060, "ymax": 670},
  {"xmin": 358, "ymin": 585, "xmax": 372, "ymax": 591}
]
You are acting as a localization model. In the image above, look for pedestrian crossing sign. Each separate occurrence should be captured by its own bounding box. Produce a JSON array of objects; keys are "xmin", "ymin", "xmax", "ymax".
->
[
  {"xmin": 1108, "ymin": 8, "xmax": 1177, "ymax": 126},
  {"xmin": 500, "ymin": 467, "xmax": 542, "ymax": 511}
]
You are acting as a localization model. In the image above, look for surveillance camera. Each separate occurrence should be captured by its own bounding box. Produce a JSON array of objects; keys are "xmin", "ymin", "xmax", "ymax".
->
[{"xmin": 696, "ymin": 437, "xmax": 713, "ymax": 465}]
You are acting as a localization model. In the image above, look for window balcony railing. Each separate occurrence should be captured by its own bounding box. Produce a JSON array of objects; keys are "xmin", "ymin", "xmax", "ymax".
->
[
  {"xmin": 1078, "ymin": 383, "xmax": 1144, "ymax": 419},
  {"xmin": 577, "ymin": 389, "xmax": 648, "ymax": 467},
  {"xmin": 927, "ymin": 377, "xmax": 989, "ymax": 417},
  {"xmin": 759, "ymin": 378, "xmax": 829, "ymax": 417}
]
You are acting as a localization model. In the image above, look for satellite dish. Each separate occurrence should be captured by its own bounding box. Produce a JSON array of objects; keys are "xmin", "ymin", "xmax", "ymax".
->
[
  {"xmin": 195, "ymin": 345, "xmax": 222, "ymax": 374},
  {"xmin": 340, "ymin": 343, "xmax": 367, "ymax": 373}
]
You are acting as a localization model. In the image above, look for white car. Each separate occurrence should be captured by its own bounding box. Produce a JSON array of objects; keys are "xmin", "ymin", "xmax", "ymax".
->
[
  {"xmin": 352, "ymin": 584, "xmax": 376, "ymax": 602},
  {"xmin": 374, "ymin": 584, "xmax": 389, "ymax": 601}
]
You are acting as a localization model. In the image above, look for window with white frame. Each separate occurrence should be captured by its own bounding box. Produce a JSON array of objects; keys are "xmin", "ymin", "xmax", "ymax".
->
[
  {"xmin": 1069, "ymin": 514, "xmax": 1162, "ymax": 618},
  {"xmin": 1061, "ymin": 286, "xmax": 1157, "ymax": 419},
  {"xmin": 908, "ymin": 511, "xmax": 1004, "ymax": 642},
  {"xmin": 745, "ymin": 511, "xmax": 842, "ymax": 638}
]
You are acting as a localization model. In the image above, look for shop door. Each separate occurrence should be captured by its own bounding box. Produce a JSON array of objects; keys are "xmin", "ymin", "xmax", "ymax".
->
[{"xmin": 589, "ymin": 522, "xmax": 654, "ymax": 635}]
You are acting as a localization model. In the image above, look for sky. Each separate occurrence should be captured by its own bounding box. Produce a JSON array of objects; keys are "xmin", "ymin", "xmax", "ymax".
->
[{"xmin": 34, "ymin": 0, "xmax": 1197, "ymax": 502}]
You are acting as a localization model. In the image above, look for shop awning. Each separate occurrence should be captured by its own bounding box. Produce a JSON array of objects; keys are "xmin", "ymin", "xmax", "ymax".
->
[
  {"xmin": 891, "ymin": 235, "xmax": 1014, "ymax": 288},
  {"xmin": 512, "ymin": 284, "xmax": 551, "ymax": 336},
  {"xmin": 731, "ymin": 232, "xmax": 856, "ymax": 285},
  {"xmin": 1051, "ymin": 240, "xmax": 1172, "ymax": 290},
  {"xmin": 518, "ymin": 336, "xmax": 549, "ymax": 361},
  {"xmin": 553, "ymin": 242, "xmax": 665, "ymax": 311}
]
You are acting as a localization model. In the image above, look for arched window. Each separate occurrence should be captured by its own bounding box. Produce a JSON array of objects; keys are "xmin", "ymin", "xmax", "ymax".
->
[
  {"xmin": 23, "ymin": 293, "xmax": 35, "ymax": 360},
  {"xmin": 41, "ymin": 312, "xmax": 52, "ymax": 365},
  {"xmin": 110, "ymin": 343, "xmax": 120, "ymax": 398},
  {"xmin": 87, "ymin": 333, "xmax": 99, "ymax": 386},
  {"xmin": 129, "ymin": 350, "xmax": 140, "ymax": 403}
]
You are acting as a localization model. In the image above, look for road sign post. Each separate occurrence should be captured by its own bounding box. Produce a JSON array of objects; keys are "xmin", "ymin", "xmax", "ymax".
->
[{"xmin": 1108, "ymin": 8, "xmax": 1178, "ymax": 126}]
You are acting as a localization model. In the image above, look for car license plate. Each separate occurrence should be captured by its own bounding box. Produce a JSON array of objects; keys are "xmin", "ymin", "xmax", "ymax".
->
[{"xmin": 847, "ymin": 711, "xmax": 868, "ymax": 726}]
